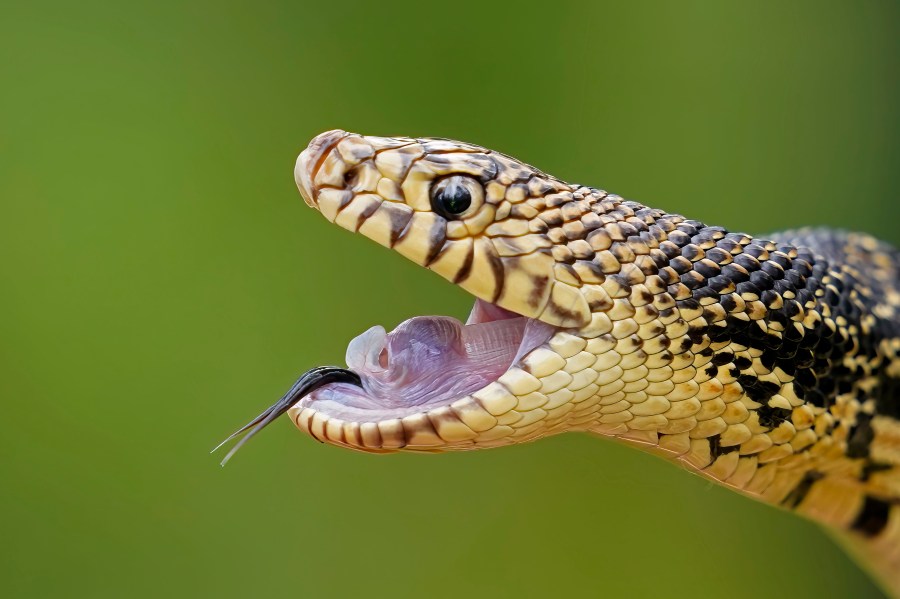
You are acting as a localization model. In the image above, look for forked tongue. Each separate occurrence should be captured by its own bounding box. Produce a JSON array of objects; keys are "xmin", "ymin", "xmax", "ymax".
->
[{"xmin": 212, "ymin": 366, "xmax": 361, "ymax": 465}]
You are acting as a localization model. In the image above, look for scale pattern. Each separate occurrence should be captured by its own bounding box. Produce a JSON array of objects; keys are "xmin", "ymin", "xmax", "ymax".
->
[{"xmin": 291, "ymin": 130, "xmax": 900, "ymax": 594}]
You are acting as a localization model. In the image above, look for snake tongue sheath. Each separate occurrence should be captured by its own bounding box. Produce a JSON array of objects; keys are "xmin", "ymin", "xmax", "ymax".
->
[{"xmin": 213, "ymin": 366, "xmax": 361, "ymax": 465}]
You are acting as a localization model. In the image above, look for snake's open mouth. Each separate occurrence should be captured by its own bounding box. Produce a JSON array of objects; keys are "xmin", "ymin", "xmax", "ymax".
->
[
  {"xmin": 299, "ymin": 300, "xmax": 555, "ymax": 422},
  {"xmin": 215, "ymin": 299, "xmax": 556, "ymax": 463}
]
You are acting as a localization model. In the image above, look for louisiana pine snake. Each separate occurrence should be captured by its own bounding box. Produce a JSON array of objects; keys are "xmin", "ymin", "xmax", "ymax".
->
[{"xmin": 220, "ymin": 130, "xmax": 900, "ymax": 596}]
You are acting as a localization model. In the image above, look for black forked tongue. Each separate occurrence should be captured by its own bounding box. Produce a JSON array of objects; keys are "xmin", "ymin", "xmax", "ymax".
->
[{"xmin": 212, "ymin": 366, "xmax": 362, "ymax": 466}]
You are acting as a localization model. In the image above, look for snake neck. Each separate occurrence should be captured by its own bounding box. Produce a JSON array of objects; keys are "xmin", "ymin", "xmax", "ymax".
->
[{"xmin": 553, "ymin": 190, "xmax": 900, "ymax": 571}]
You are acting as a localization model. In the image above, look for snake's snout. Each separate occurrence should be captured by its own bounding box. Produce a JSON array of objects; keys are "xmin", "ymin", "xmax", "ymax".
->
[{"xmin": 295, "ymin": 129, "xmax": 348, "ymax": 208}]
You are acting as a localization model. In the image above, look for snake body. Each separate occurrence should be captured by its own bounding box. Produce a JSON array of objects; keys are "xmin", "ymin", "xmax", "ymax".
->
[{"xmin": 284, "ymin": 130, "xmax": 900, "ymax": 594}]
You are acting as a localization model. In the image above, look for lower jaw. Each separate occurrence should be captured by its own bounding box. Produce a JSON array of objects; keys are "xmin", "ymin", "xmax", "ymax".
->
[
  {"xmin": 288, "ymin": 360, "xmax": 608, "ymax": 452},
  {"xmin": 289, "ymin": 403, "xmax": 484, "ymax": 452},
  {"xmin": 289, "ymin": 392, "xmax": 541, "ymax": 452}
]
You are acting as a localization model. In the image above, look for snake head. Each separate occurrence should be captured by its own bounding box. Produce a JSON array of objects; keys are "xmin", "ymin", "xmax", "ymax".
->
[
  {"xmin": 222, "ymin": 129, "xmax": 673, "ymax": 456},
  {"xmin": 242, "ymin": 129, "xmax": 647, "ymax": 454}
]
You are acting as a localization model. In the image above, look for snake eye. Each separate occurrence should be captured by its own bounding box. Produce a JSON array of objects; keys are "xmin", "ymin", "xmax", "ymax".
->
[{"xmin": 430, "ymin": 175, "xmax": 484, "ymax": 219}]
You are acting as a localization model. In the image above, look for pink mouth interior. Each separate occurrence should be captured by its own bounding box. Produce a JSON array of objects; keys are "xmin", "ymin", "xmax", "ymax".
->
[{"xmin": 300, "ymin": 300, "xmax": 555, "ymax": 421}]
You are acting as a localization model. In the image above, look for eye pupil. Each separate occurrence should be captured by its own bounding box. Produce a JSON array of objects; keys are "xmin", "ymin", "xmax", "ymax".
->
[
  {"xmin": 441, "ymin": 183, "xmax": 471, "ymax": 213},
  {"xmin": 433, "ymin": 179, "xmax": 472, "ymax": 216}
]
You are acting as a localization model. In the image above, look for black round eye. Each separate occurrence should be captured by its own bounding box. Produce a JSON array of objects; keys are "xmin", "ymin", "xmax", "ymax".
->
[
  {"xmin": 430, "ymin": 175, "xmax": 482, "ymax": 219},
  {"xmin": 436, "ymin": 181, "xmax": 471, "ymax": 214}
]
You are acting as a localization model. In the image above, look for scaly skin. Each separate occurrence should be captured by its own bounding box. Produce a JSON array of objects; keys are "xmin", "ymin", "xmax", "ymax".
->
[{"xmin": 290, "ymin": 129, "xmax": 900, "ymax": 594}]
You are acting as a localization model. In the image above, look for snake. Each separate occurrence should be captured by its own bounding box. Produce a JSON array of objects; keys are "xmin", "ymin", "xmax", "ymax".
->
[{"xmin": 217, "ymin": 129, "xmax": 900, "ymax": 596}]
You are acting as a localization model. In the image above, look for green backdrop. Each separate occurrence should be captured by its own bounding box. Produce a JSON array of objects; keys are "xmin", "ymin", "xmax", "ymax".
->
[{"xmin": 2, "ymin": 1, "xmax": 899, "ymax": 597}]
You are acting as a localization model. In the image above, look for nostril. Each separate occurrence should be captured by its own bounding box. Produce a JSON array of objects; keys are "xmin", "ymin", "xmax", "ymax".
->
[{"xmin": 343, "ymin": 168, "xmax": 358, "ymax": 188}]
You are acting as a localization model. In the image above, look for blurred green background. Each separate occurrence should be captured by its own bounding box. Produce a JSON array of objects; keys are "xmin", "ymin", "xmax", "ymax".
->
[{"xmin": 2, "ymin": 1, "xmax": 899, "ymax": 597}]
